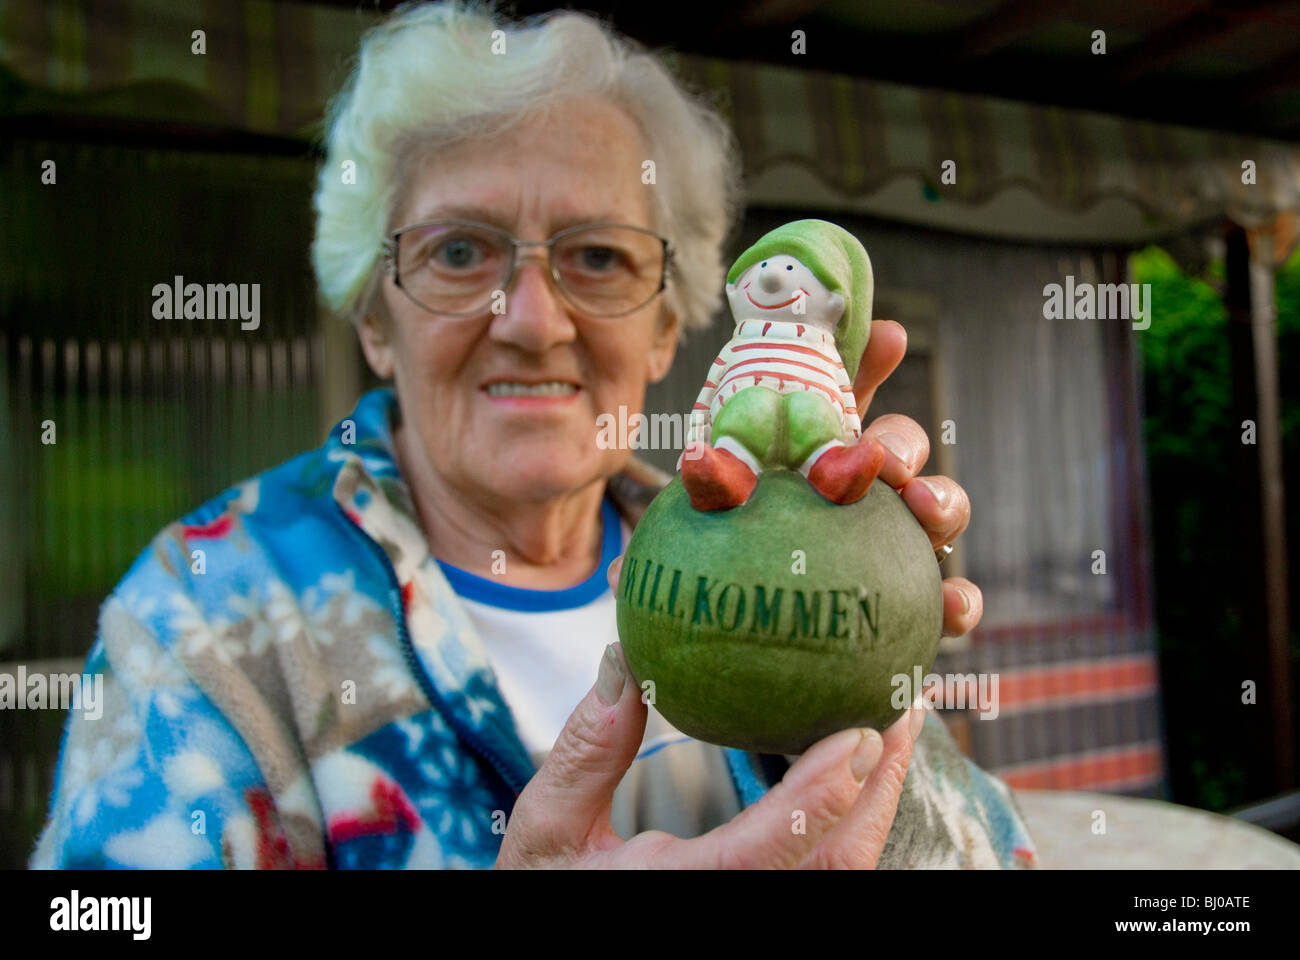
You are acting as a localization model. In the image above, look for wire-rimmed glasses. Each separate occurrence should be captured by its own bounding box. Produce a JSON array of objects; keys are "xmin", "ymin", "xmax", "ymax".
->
[{"xmin": 381, "ymin": 219, "xmax": 673, "ymax": 318}]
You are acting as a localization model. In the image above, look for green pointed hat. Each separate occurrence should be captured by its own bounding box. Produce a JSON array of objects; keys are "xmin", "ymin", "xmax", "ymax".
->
[{"xmin": 726, "ymin": 219, "xmax": 873, "ymax": 381}]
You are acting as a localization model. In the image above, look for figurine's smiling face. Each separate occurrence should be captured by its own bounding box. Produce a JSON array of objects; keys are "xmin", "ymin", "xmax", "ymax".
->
[{"xmin": 726, "ymin": 255, "xmax": 845, "ymax": 331}]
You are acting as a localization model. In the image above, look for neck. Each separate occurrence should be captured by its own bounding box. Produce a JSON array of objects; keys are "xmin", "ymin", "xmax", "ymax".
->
[{"xmin": 392, "ymin": 419, "xmax": 607, "ymax": 591}]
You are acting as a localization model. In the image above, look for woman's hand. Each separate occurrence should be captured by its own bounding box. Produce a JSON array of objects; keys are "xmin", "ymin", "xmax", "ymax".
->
[
  {"xmin": 854, "ymin": 320, "xmax": 981, "ymax": 639},
  {"xmin": 495, "ymin": 637, "xmax": 924, "ymax": 869},
  {"xmin": 495, "ymin": 323, "xmax": 964, "ymax": 869}
]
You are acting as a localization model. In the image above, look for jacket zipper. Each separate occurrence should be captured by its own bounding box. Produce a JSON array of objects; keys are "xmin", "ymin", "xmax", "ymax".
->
[{"xmin": 332, "ymin": 500, "xmax": 530, "ymax": 799}]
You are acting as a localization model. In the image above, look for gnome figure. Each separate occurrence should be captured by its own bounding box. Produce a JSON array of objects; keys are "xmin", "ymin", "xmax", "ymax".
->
[{"xmin": 678, "ymin": 220, "xmax": 886, "ymax": 511}]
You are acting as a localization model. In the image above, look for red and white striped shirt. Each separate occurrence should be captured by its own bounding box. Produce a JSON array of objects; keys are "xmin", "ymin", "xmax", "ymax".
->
[{"xmin": 685, "ymin": 319, "xmax": 861, "ymax": 450}]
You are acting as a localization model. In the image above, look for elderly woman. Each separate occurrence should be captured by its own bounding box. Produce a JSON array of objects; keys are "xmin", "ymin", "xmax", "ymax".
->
[{"xmin": 32, "ymin": 1, "xmax": 1035, "ymax": 869}]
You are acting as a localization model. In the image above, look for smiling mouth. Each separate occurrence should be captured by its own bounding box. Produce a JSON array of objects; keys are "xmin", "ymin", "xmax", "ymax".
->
[
  {"xmin": 483, "ymin": 380, "xmax": 580, "ymax": 398},
  {"xmin": 744, "ymin": 287, "xmax": 809, "ymax": 310}
]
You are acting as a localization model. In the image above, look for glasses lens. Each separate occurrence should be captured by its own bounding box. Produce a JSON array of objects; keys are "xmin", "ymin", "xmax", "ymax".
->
[
  {"xmin": 552, "ymin": 226, "xmax": 664, "ymax": 316},
  {"xmin": 396, "ymin": 222, "xmax": 511, "ymax": 315}
]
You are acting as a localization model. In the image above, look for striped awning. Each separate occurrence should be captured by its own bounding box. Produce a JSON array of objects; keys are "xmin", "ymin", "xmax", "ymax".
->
[
  {"xmin": 4, "ymin": 0, "xmax": 1300, "ymax": 243},
  {"xmin": 672, "ymin": 54, "xmax": 1300, "ymax": 244}
]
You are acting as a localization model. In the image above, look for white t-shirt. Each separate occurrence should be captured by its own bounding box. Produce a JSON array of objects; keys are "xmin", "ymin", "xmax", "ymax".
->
[{"xmin": 435, "ymin": 496, "xmax": 743, "ymax": 840}]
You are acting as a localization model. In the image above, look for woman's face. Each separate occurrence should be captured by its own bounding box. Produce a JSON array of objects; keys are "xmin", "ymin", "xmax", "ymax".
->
[{"xmin": 361, "ymin": 96, "xmax": 681, "ymax": 506}]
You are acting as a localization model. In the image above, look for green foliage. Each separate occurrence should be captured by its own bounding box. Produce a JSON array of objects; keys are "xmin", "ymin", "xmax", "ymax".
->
[
  {"xmin": 27, "ymin": 396, "xmax": 186, "ymax": 602},
  {"xmin": 1132, "ymin": 246, "xmax": 1230, "ymax": 462},
  {"xmin": 1276, "ymin": 244, "xmax": 1300, "ymax": 441},
  {"xmin": 27, "ymin": 388, "xmax": 320, "ymax": 603},
  {"xmin": 1134, "ymin": 243, "xmax": 1300, "ymax": 812}
]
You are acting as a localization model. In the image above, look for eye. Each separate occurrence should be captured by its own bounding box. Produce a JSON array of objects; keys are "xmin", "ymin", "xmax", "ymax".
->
[
  {"xmin": 577, "ymin": 245, "xmax": 619, "ymax": 272},
  {"xmin": 761, "ymin": 261, "xmax": 767, "ymax": 268},
  {"xmin": 786, "ymin": 265, "xmax": 793, "ymax": 271},
  {"xmin": 433, "ymin": 237, "xmax": 484, "ymax": 269}
]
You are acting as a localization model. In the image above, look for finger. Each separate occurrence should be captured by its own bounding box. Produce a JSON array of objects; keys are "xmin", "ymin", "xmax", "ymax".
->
[
  {"xmin": 607, "ymin": 554, "xmax": 624, "ymax": 593},
  {"xmin": 852, "ymin": 320, "xmax": 907, "ymax": 414},
  {"xmin": 941, "ymin": 577, "xmax": 984, "ymax": 638},
  {"xmin": 861, "ymin": 413, "xmax": 930, "ymax": 488},
  {"xmin": 798, "ymin": 703, "xmax": 920, "ymax": 869},
  {"xmin": 672, "ymin": 726, "xmax": 883, "ymax": 869},
  {"xmin": 898, "ymin": 474, "xmax": 970, "ymax": 549},
  {"xmin": 496, "ymin": 642, "xmax": 646, "ymax": 867}
]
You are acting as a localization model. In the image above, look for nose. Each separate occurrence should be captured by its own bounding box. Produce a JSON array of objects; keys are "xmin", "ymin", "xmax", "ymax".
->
[
  {"xmin": 760, "ymin": 268, "xmax": 782, "ymax": 293},
  {"xmin": 490, "ymin": 255, "xmax": 576, "ymax": 352}
]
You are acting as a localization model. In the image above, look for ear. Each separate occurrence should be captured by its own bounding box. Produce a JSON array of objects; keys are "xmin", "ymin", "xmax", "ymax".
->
[
  {"xmin": 356, "ymin": 307, "xmax": 396, "ymax": 380},
  {"xmin": 647, "ymin": 306, "xmax": 682, "ymax": 383}
]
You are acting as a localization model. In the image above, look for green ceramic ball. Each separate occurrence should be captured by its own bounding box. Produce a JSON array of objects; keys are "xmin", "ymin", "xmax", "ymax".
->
[{"xmin": 615, "ymin": 469, "xmax": 943, "ymax": 755}]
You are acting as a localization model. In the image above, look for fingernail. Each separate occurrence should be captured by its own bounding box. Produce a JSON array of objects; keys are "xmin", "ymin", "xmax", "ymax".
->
[
  {"xmin": 850, "ymin": 728, "xmax": 884, "ymax": 782},
  {"xmin": 957, "ymin": 587, "xmax": 972, "ymax": 614},
  {"xmin": 910, "ymin": 696, "xmax": 927, "ymax": 741},
  {"xmin": 875, "ymin": 432, "xmax": 909, "ymax": 467},
  {"xmin": 917, "ymin": 477, "xmax": 948, "ymax": 508},
  {"xmin": 606, "ymin": 555, "xmax": 624, "ymax": 591},
  {"xmin": 596, "ymin": 644, "xmax": 627, "ymax": 706}
]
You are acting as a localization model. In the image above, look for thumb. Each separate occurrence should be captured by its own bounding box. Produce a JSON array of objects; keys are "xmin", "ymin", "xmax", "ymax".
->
[
  {"xmin": 852, "ymin": 319, "xmax": 906, "ymax": 413},
  {"xmin": 508, "ymin": 641, "xmax": 647, "ymax": 862}
]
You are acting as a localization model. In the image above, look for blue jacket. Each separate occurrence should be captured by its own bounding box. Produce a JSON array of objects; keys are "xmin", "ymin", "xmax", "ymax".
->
[{"xmin": 31, "ymin": 388, "xmax": 1037, "ymax": 869}]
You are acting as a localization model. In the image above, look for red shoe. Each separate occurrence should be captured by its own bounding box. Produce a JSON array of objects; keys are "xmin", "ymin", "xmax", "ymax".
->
[
  {"xmin": 806, "ymin": 440, "xmax": 887, "ymax": 505},
  {"xmin": 681, "ymin": 442, "xmax": 758, "ymax": 511}
]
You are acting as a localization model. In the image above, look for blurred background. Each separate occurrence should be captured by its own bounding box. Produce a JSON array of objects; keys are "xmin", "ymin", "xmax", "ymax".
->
[{"xmin": 2, "ymin": 0, "xmax": 1298, "ymax": 867}]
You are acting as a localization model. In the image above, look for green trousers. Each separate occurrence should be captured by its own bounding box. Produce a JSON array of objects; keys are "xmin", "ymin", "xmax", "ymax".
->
[{"xmin": 712, "ymin": 386, "xmax": 844, "ymax": 468}]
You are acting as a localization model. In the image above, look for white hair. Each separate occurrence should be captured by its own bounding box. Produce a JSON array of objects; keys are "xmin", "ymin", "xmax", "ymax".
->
[{"xmin": 312, "ymin": 0, "xmax": 742, "ymax": 334}]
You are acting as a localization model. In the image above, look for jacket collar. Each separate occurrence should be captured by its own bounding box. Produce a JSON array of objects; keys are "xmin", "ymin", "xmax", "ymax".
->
[{"xmin": 326, "ymin": 388, "xmax": 537, "ymax": 792}]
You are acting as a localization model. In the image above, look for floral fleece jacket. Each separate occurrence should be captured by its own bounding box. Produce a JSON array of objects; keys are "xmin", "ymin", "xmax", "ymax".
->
[{"xmin": 31, "ymin": 388, "xmax": 1038, "ymax": 870}]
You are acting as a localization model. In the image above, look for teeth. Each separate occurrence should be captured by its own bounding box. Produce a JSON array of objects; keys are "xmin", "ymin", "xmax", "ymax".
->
[{"xmin": 486, "ymin": 381, "xmax": 578, "ymax": 397}]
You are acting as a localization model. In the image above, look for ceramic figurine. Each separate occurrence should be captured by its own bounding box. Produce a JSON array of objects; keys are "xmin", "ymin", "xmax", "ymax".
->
[{"xmin": 678, "ymin": 219, "xmax": 887, "ymax": 511}]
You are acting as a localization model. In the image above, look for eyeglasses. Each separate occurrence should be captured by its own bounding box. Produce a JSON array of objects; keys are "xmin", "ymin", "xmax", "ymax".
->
[{"xmin": 381, "ymin": 219, "xmax": 674, "ymax": 318}]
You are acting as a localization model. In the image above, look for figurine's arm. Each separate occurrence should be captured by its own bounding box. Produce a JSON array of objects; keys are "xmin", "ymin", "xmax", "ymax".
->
[
  {"xmin": 685, "ymin": 355, "xmax": 725, "ymax": 447},
  {"xmin": 677, "ymin": 353, "xmax": 726, "ymax": 471},
  {"xmin": 831, "ymin": 357, "xmax": 862, "ymax": 441}
]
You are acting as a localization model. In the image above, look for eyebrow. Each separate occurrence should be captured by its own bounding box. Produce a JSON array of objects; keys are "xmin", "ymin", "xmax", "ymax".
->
[{"xmin": 407, "ymin": 203, "xmax": 639, "ymax": 234}]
